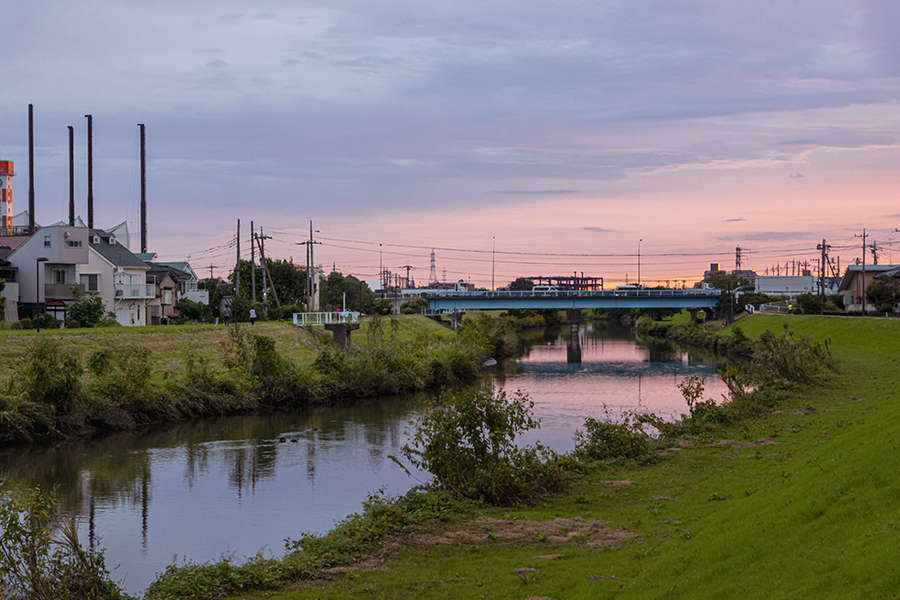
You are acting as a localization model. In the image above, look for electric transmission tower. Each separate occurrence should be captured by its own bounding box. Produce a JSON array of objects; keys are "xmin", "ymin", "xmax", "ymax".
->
[{"xmin": 429, "ymin": 250, "xmax": 438, "ymax": 284}]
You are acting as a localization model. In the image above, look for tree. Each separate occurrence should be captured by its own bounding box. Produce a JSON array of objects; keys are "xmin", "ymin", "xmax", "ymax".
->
[
  {"xmin": 175, "ymin": 298, "xmax": 211, "ymax": 323},
  {"xmin": 866, "ymin": 278, "xmax": 900, "ymax": 312},
  {"xmin": 0, "ymin": 278, "xmax": 5, "ymax": 322},
  {"xmin": 67, "ymin": 291, "xmax": 105, "ymax": 327},
  {"xmin": 229, "ymin": 259, "xmax": 308, "ymax": 306},
  {"xmin": 199, "ymin": 278, "xmax": 224, "ymax": 309},
  {"xmin": 508, "ymin": 277, "xmax": 534, "ymax": 291},
  {"xmin": 319, "ymin": 271, "xmax": 375, "ymax": 312}
]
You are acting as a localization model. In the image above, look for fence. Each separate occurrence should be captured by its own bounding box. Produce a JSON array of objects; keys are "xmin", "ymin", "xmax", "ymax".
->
[{"xmin": 292, "ymin": 311, "xmax": 360, "ymax": 327}]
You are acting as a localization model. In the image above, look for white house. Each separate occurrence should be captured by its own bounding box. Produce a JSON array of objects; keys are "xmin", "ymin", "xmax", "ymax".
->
[{"xmin": 77, "ymin": 229, "xmax": 153, "ymax": 326}]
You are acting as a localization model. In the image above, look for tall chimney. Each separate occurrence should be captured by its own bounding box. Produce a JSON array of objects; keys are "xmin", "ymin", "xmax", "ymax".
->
[
  {"xmin": 85, "ymin": 114, "xmax": 93, "ymax": 229},
  {"xmin": 139, "ymin": 123, "xmax": 147, "ymax": 253},
  {"xmin": 68, "ymin": 126, "xmax": 75, "ymax": 225},
  {"xmin": 28, "ymin": 104, "xmax": 35, "ymax": 234}
]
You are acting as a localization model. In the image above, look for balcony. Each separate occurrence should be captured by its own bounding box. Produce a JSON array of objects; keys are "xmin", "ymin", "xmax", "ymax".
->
[
  {"xmin": 45, "ymin": 283, "xmax": 85, "ymax": 300},
  {"xmin": 115, "ymin": 283, "xmax": 155, "ymax": 299}
]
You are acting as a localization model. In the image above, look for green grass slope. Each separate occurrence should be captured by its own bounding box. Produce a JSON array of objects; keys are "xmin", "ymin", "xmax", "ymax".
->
[{"xmin": 256, "ymin": 314, "xmax": 900, "ymax": 600}]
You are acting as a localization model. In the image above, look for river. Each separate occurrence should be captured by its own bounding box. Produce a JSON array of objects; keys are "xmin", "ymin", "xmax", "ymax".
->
[{"xmin": 0, "ymin": 320, "xmax": 731, "ymax": 594}]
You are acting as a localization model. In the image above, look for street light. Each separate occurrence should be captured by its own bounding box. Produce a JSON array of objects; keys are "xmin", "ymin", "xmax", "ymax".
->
[
  {"xmin": 36, "ymin": 257, "xmax": 48, "ymax": 332},
  {"xmin": 637, "ymin": 239, "xmax": 642, "ymax": 289}
]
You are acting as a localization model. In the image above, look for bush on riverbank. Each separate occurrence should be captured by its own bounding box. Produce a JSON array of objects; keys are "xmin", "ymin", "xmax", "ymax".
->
[
  {"xmin": 0, "ymin": 486, "xmax": 132, "ymax": 600},
  {"xmin": 397, "ymin": 387, "xmax": 569, "ymax": 505},
  {"xmin": 0, "ymin": 318, "xmax": 485, "ymax": 442}
]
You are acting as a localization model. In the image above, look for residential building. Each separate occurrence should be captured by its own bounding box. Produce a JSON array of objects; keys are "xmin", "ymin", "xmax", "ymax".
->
[
  {"xmin": 837, "ymin": 264, "xmax": 900, "ymax": 312},
  {"xmin": 5, "ymin": 224, "xmax": 90, "ymax": 321},
  {"xmin": 77, "ymin": 229, "xmax": 153, "ymax": 326}
]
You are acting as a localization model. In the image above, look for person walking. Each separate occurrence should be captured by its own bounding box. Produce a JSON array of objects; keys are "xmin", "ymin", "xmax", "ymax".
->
[
  {"xmin": 223, "ymin": 305, "xmax": 231, "ymax": 327},
  {"xmin": 212, "ymin": 305, "xmax": 220, "ymax": 328},
  {"xmin": 249, "ymin": 308, "xmax": 257, "ymax": 325}
]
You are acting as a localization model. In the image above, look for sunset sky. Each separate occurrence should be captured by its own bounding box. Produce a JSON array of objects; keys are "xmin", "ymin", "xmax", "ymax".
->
[{"xmin": 2, "ymin": 1, "xmax": 900, "ymax": 288}]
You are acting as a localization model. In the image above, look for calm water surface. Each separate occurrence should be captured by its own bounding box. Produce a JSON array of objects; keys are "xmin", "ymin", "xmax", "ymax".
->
[{"xmin": 0, "ymin": 321, "xmax": 731, "ymax": 594}]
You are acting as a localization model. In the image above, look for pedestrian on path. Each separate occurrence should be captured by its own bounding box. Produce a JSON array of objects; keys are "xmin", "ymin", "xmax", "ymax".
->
[
  {"xmin": 223, "ymin": 305, "xmax": 231, "ymax": 326},
  {"xmin": 213, "ymin": 306, "xmax": 220, "ymax": 328},
  {"xmin": 249, "ymin": 308, "xmax": 257, "ymax": 325}
]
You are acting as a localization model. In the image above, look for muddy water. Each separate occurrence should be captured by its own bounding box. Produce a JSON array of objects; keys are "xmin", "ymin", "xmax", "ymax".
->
[{"xmin": 0, "ymin": 321, "xmax": 731, "ymax": 594}]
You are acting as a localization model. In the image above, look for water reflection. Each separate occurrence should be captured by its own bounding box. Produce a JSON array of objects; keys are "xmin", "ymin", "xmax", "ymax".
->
[
  {"xmin": 0, "ymin": 320, "xmax": 735, "ymax": 595},
  {"xmin": 497, "ymin": 321, "xmax": 733, "ymax": 452},
  {"xmin": 0, "ymin": 398, "xmax": 424, "ymax": 594}
]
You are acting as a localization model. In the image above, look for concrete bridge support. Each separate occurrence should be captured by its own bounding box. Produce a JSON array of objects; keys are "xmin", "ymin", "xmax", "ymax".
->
[
  {"xmin": 450, "ymin": 310, "xmax": 465, "ymax": 331},
  {"xmin": 687, "ymin": 308, "xmax": 706, "ymax": 322},
  {"xmin": 324, "ymin": 322, "xmax": 360, "ymax": 349},
  {"xmin": 566, "ymin": 308, "xmax": 583, "ymax": 324}
]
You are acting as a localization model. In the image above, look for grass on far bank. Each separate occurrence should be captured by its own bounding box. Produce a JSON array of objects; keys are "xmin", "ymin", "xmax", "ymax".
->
[{"xmin": 243, "ymin": 314, "xmax": 900, "ymax": 600}]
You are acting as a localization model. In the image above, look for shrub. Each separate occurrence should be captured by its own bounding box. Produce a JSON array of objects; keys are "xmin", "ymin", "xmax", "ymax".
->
[
  {"xmin": 18, "ymin": 337, "xmax": 82, "ymax": 410},
  {"xmin": 573, "ymin": 413, "xmax": 651, "ymax": 462},
  {"xmin": 12, "ymin": 318, "xmax": 33, "ymax": 330},
  {"xmin": 399, "ymin": 388, "xmax": 565, "ymax": 504},
  {"xmin": 0, "ymin": 486, "xmax": 131, "ymax": 600},
  {"xmin": 86, "ymin": 345, "xmax": 153, "ymax": 403},
  {"xmin": 67, "ymin": 292, "xmax": 105, "ymax": 327},
  {"xmin": 66, "ymin": 319, "xmax": 81, "ymax": 329}
]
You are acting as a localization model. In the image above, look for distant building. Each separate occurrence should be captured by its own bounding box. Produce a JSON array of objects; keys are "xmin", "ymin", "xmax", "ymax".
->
[
  {"xmin": 756, "ymin": 275, "xmax": 818, "ymax": 299},
  {"xmin": 837, "ymin": 264, "xmax": 900, "ymax": 312}
]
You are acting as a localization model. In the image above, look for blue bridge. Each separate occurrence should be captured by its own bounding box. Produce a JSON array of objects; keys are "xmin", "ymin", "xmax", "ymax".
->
[{"xmin": 414, "ymin": 288, "xmax": 721, "ymax": 313}]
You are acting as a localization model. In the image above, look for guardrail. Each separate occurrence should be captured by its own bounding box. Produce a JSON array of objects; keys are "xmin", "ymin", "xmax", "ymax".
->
[{"xmin": 293, "ymin": 311, "xmax": 361, "ymax": 327}]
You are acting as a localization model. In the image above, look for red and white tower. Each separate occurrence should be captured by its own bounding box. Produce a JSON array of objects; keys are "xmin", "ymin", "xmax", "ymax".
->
[{"xmin": 0, "ymin": 161, "xmax": 13, "ymax": 234}]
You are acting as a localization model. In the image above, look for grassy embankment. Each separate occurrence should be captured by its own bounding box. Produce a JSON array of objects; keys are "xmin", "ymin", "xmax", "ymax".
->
[
  {"xmin": 0, "ymin": 315, "xmax": 487, "ymax": 442},
  {"xmin": 246, "ymin": 314, "xmax": 900, "ymax": 600}
]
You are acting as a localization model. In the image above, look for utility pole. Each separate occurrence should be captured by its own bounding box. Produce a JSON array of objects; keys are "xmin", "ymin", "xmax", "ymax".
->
[
  {"xmin": 817, "ymin": 238, "xmax": 830, "ymax": 312},
  {"xmin": 250, "ymin": 221, "xmax": 256, "ymax": 303},
  {"xmin": 871, "ymin": 240, "xmax": 879, "ymax": 266},
  {"xmin": 207, "ymin": 264, "xmax": 217, "ymax": 279},
  {"xmin": 235, "ymin": 219, "xmax": 240, "ymax": 296},
  {"xmin": 400, "ymin": 265, "xmax": 415, "ymax": 289},
  {"xmin": 256, "ymin": 228, "xmax": 281, "ymax": 308},
  {"xmin": 491, "ymin": 237, "xmax": 495, "ymax": 291},
  {"xmin": 855, "ymin": 228, "xmax": 867, "ymax": 315}
]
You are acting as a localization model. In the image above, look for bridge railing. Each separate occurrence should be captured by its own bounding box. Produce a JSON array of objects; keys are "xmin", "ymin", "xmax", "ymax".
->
[
  {"xmin": 293, "ymin": 311, "xmax": 361, "ymax": 327},
  {"xmin": 412, "ymin": 288, "xmax": 721, "ymax": 299}
]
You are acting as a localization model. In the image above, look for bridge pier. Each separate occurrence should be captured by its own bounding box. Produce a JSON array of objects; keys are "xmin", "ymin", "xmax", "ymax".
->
[
  {"xmin": 450, "ymin": 310, "xmax": 465, "ymax": 331},
  {"xmin": 566, "ymin": 324, "xmax": 582, "ymax": 364},
  {"xmin": 565, "ymin": 308, "xmax": 582, "ymax": 324},
  {"xmin": 324, "ymin": 322, "xmax": 360, "ymax": 349},
  {"xmin": 687, "ymin": 308, "xmax": 706, "ymax": 322}
]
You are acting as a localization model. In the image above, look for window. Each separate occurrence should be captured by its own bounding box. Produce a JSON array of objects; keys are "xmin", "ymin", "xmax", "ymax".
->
[
  {"xmin": 65, "ymin": 240, "xmax": 82, "ymax": 248},
  {"xmin": 52, "ymin": 269, "xmax": 67, "ymax": 284},
  {"xmin": 80, "ymin": 274, "xmax": 98, "ymax": 292},
  {"xmin": 44, "ymin": 235, "xmax": 51, "ymax": 247}
]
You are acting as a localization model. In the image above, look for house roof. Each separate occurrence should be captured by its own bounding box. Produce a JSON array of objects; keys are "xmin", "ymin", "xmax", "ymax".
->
[
  {"xmin": 89, "ymin": 229, "xmax": 148, "ymax": 269},
  {"xmin": 146, "ymin": 262, "xmax": 191, "ymax": 283},
  {"xmin": 837, "ymin": 264, "xmax": 900, "ymax": 292},
  {"xmin": 157, "ymin": 261, "xmax": 198, "ymax": 280}
]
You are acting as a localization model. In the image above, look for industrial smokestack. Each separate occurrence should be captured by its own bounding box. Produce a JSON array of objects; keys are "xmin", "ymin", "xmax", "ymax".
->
[
  {"xmin": 139, "ymin": 123, "xmax": 147, "ymax": 253},
  {"xmin": 68, "ymin": 126, "xmax": 74, "ymax": 225},
  {"xmin": 85, "ymin": 114, "xmax": 93, "ymax": 229},
  {"xmin": 28, "ymin": 104, "xmax": 34, "ymax": 234}
]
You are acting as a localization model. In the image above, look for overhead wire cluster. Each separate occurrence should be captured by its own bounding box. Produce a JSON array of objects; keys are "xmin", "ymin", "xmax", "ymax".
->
[{"xmin": 155, "ymin": 223, "xmax": 897, "ymax": 286}]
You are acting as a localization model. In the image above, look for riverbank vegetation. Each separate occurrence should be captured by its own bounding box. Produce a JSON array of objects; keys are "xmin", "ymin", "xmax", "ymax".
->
[
  {"xmin": 0, "ymin": 315, "xmax": 489, "ymax": 443},
  {"xmin": 154, "ymin": 313, "xmax": 896, "ymax": 600},
  {"xmin": 6, "ymin": 314, "xmax": 899, "ymax": 598}
]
